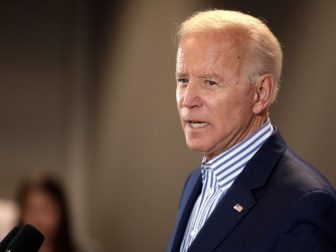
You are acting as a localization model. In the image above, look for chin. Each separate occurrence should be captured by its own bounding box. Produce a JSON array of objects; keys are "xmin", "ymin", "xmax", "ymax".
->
[{"xmin": 185, "ymin": 139, "xmax": 209, "ymax": 153}]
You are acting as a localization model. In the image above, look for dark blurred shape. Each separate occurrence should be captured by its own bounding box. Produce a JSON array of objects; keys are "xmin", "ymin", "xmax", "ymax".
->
[
  {"xmin": 0, "ymin": 226, "xmax": 20, "ymax": 252},
  {"xmin": 6, "ymin": 224, "xmax": 44, "ymax": 252},
  {"xmin": 16, "ymin": 175, "xmax": 78, "ymax": 252}
]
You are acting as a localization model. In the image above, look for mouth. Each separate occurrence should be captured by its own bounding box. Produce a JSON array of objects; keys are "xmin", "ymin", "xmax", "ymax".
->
[{"xmin": 187, "ymin": 121, "xmax": 209, "ymax": 129}]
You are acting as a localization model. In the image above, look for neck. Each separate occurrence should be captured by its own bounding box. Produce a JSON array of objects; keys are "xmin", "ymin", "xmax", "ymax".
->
[
  {"xmin": 39, "ymin": 239, "xmax": 55, "ymax": 252},
  {"xmin": 205, "ymin": 114, "xmax": 268, "ymax": 160}
]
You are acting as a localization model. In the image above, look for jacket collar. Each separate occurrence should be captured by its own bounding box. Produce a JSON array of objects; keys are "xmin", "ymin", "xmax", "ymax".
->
[{"xmin": 167, "ymin": 169, "xmax": 202, "ymax": 252}]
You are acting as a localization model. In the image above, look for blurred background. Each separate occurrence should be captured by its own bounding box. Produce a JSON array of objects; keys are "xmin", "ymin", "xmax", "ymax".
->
[{"xmin": 1, "ymin": 0, "xmax": 335, "ymax": 251}]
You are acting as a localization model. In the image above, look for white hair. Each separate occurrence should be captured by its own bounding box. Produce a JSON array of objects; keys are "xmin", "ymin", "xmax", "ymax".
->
[{"xmin": 177, "ymin": 9, "xmax": 283, "ymax": 103}]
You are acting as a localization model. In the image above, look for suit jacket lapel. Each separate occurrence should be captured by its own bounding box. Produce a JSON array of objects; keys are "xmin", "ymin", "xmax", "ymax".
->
[
  {"xmin": 188, "ymin": 130, "xmax": 287, "ymax": 251},
  {"xmin": 188, "ymin": 175, "xmax": 256, "ymax": 251},
  {"xmin": 167, "ymin": 169, "xmax": 202, "ymax": 252}
]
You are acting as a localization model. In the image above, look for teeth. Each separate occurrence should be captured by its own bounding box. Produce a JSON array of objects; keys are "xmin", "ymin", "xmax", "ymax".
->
[{"xmin": 189, "ymin": 122, "xmax": 208, "ymax": 128}]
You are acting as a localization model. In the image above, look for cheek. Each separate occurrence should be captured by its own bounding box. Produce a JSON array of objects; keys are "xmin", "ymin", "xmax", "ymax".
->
[
  {"xmin": 176, "ymin": 88, "xmax": 183, "ymax": 109},
  {"xmin": 36, "ymin": 212, "xmax": 61, "ymax": 238},
  {"xmin": 176, "ymin": 89, "xmax": 180, "ymax": 104},
  {"xmin": 208, "ymin": 95, "xmax": 244, "ymax": 124}
]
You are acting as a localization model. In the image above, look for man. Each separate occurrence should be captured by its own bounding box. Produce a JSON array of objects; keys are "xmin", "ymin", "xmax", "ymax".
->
[{"xmin": 167, "ymin": 9, "xmax": 336, "ymax": 252}]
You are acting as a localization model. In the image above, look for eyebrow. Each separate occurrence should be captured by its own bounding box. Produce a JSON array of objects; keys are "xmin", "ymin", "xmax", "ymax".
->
[
  {"xmin": 198, "ymin": 73, "xmax": 220, "ymax": 79},
  {"xmin": 175, "ymin": 72, "xmax": 188, "ymax": 78},
  {"xmin": 175, "ymin": 72, "xmax": 221, "ymax": 78}
]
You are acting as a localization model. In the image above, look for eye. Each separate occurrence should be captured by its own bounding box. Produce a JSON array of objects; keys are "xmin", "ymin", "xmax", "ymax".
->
[
  {"xmin": 205, "ymin": 80, "xmax": 217, "ymax": 86},
  {"xmin": 177, "ymin": 78, "xmax": 189, "ymax": 86}
]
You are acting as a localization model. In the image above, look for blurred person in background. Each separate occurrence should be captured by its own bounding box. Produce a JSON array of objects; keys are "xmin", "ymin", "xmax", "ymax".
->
[{"xmin": 16, "ymin": 174, "xmax": 82, "ymax": 252}]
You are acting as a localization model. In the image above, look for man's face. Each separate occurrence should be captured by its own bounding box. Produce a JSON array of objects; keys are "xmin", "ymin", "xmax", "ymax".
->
[{"xmin": 176, "ymin": 33, "xmax": 258, "ymax": 160}]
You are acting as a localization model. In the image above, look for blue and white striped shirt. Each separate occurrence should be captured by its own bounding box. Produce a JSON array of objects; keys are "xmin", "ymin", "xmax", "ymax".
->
[{"xmin": 180, "ymin": 120, "xmax": 273, "ymax": 252}]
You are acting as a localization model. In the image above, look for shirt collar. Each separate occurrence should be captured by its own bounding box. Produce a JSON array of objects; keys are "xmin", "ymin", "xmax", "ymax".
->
[{"xmin": 201, "ymin": 119, "xmax": 273, "ymax": 188}]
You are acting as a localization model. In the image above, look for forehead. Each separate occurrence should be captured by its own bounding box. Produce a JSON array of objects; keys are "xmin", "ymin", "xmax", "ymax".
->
[{"xmin": 176, "ymin": 33, "xmax": 241, "ymax": 75}]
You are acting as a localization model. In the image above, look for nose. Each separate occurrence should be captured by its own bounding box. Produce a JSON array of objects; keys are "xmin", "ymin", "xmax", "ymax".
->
[{"xmin": 180, "ymin": 81, "xmax": 202, "ymax": 109}]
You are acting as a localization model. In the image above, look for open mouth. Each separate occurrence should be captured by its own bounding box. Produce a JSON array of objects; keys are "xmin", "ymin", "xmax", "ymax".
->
[{"xmin": 188, "ymin": 121, "xmax": 209, "ymax": 128}]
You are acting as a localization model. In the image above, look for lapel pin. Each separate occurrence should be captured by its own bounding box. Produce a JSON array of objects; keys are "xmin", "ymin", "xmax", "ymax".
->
[{"xmin": 233, "ymin": 203, "xmax": 244, "ymax": 213}]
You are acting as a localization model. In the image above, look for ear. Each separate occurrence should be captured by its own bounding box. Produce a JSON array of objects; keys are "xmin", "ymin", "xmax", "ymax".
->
[{"xmin": 252, "ymin": 74, "xmax": 274, "ymax": 114}]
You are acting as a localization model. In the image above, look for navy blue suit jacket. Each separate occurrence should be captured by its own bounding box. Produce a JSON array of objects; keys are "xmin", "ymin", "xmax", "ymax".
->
[{"xmin": 167, "ymin": 131, "xmax": 336, "ymax": 252}]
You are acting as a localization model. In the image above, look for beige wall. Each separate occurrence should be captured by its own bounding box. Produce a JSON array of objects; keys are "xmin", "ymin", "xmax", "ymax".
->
[
  {"xmin": 271, "ymin": 1, "xmax": 336, "ymax": 185},
  {"xmin": 1, "ymin": 1, "xmax": 335, "ymax": 251},
  {"xmin": 90, "ymin": 1, "xmax": 203, "ymax": 250}
]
